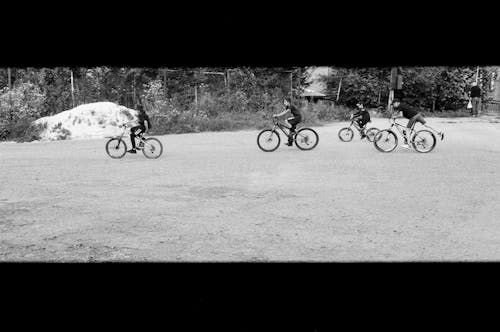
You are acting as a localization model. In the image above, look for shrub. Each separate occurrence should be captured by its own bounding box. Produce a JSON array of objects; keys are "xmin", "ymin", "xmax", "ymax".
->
[
  {"xmin": 7, "ymin": 117, "xmax": 45, "ymax": 142},
  {"xmin": 0, "ymin": 82, "xmax": 46, "ymax": 122}
]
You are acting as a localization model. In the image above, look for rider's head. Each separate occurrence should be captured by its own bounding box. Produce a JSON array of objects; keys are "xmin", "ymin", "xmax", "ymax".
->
[
  {"xmin": 356, "ymin": 102, "xmax": 364, "ymax": 109},
  {"xmin": 283, "ymin": 98, "xmax": 291, "ymax": 107},
  {"xmin": 136, "ymin": 101, "xmax": 145, "ymax": 113},
  {"xmin": 392, "ymin": 98, "xmax": 401, "ymax": 108},
  {"xmin": 471, "ymin": 82, "xmax": 477, "ymax": 87}
]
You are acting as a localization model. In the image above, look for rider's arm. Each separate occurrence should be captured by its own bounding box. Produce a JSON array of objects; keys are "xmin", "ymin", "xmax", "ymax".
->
[{"xmin": 274, "ymin": 109, "xmax": 289, "ymax": 117}]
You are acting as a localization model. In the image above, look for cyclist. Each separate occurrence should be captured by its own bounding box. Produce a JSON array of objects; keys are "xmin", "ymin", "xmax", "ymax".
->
[
  {"xmin": 128, "ymin": 102, "xmax": 152, "ymax": 154},
  {"xmin": 351, "ymin": 102, "xmax": 371, "ymax": 139},
  {"xmin": 390, "ymin": 98, "xmax": 426, "ymax": 149},
  {"xmin": 273, "ymin": 97, "xmax": 302, "ymax": 146}
]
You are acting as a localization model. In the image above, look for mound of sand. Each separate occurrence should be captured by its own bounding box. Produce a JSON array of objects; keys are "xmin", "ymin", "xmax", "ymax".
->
[{"xmin": 34, "ymin": 102, "xmax": 140, "ymax": 141}]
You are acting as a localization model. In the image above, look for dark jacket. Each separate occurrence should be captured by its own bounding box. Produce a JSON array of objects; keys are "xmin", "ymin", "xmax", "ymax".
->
[
  {"xmin": 470, "ymin": 86, "xmax": 481, "ymax": 98},
  {"xmin": 287, "ymin": 104, "xmax": 302, "ymax": 118},
  {"xmin": 138, "ymin": 111, "xmax": 152, "ymax": 129},
  {"xmin": 353, "ymin": 109, "xmax": 370, "ymax": 122},
  {"xmin": 394, "ymin": 102, "xmax": 419, "ymax": 119}
]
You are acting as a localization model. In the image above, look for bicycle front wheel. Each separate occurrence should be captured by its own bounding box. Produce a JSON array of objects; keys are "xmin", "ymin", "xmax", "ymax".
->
[
  {"xmin": 142, "ymin": 138, "xmax": 163, "ymax": 159},
  {"xmin": 412, "ymin": 130, "xmax": 436, "ymax": 153},
  {"xmin": 257, "ymin": 129, "xmax": 280, "ymax": 152},
  {"xmin": 373, "ymin": 130, "xmax": 398, "ymax": 153},
  {"xmin": 295, "ymin": 128, "xmax": 319, "ymax": 150},
  {"xmin": 365, "ymin": 127, "xmax": 380, "ymax": 142},
  {"xmin": 338, "ymin": 127, "xmax": 354, "ymax": 142},
  {"xmin": 105, "ymin": 138, "xmax": 127, "ymax": 159}
]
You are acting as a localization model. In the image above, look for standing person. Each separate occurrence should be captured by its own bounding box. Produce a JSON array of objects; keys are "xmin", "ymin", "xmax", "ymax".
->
[
  {"xmin": 273, "ymin": 97, "xmax": 303, "ymax": 146},
  {"xmin": 128, "ymin": 101, "xmax": 152, "ymax": 154},
  {"xmin": 390, "ymin": 98, "xmax": 427, "ymax": 149},
  {"xmin": 469, "ymin": 82, "xmax": 481, "ymax": 117}
]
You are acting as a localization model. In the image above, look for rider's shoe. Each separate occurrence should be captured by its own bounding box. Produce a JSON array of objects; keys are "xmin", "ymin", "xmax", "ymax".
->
[
  {"xmin": 284, "ymin": 142, "xmax": 293, "ymax": 146},
  {"xmin": 127, "ymin": 149, "xmax": 137, "ymax": 154},
  {"xmin": 401, "ymin": 143, "xmax": 411, "ymax": 150},
  {"xmin": 360, "ymin": 134, "xmax": 366, "ymax": 139}
]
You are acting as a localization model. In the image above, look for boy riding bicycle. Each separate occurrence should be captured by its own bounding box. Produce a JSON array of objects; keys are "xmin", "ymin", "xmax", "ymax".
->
[
  {"xmin": 128, "ymin": 101, "xmax": 152, "ymax": 154},
  {"xmin": 390, "ymin": 98, "xmax": 426, "ymax": 149},
  {"xmin": 273, "ymin": 97, "xmax": 302, "ymax": 146},
  {"xmin": 351, "ymin": 102, "xmax": 371, "ymax": 139}
]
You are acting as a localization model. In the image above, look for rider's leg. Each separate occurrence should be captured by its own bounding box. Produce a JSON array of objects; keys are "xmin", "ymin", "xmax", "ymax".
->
[
  {"xmin": 287, "ymin": 117, "xmax": 300, "ymax": 145},
  {"xmin": 129, "ymin": 126, "xmax": 141, "ymax": 151},
  {"xmin": 406, "ymin": 115, "xmax": 419, "ymax": 143},
  {"xmin": 358, "ymin": 120, "xmax": 367, "ymax": 137}
]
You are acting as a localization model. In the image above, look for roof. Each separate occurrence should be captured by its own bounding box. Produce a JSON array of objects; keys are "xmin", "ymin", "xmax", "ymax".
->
[{"xmin": 301, "ymin": 88, "xmax": 327, "ymax": 97}]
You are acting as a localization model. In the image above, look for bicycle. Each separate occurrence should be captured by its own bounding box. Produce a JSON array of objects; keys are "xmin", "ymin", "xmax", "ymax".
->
[
  {"xmin": 257, "ymin": 116, "xmax": 319, "ymax": 152},
  {"xmin": 373, "ymin": 117, "xmax": 444, "ymax": 153},
  {"xmin": 105, "ymin": 124, "xmax": 163, "ymax": 159},
  {"xmin": 338, "ymin": 116, "xmax": 379, "ymax": 142}
]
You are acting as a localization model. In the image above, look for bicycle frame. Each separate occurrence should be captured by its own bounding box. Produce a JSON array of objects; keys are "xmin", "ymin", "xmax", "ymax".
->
[
  {"xmin": 106, "ymin": 125, "xmax": 148, "ymax": 146},
  {"xmin": 271, "ymin": 118, "xmax": 305, "ymax": 138}
]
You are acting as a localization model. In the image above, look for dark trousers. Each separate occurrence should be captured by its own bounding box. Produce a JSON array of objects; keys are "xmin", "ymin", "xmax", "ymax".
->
[
  {"xmin": 130, "ymin": 125, "xmax": 145, "ymax": 149},
  {"xmin": 407, "ymin": 113, "xmax": 426, "ymax": 129},
  {"xmin": 287, "ymin": 116, "xmax": 302, "ymax": 132},
  {"xmin": 472, "ymin": 97, "xmax": 480, "ymax": 116}
]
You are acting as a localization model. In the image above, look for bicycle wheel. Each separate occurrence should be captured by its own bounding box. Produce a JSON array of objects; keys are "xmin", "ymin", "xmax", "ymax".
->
[
  {"xmin": 411, "ymin": 129, "xmax": 436, "ymax": 153},
  {"xmin": 105, "ymin": 138, "xmax": 127, "ymax": 159},
  {"xmin": 338, "ymin": 127, "xmax": 354, "ymax": 142},
  {"xmin": 295, "ymin": 128, "xmax": 319, "ymax": 150},
  {"xmin": 257, "ymin": 129, "xmax": 280, "ymax": 152},
  {"xmin": 373, "ymin": 130, "xmax": 398, "ymax": 153},
  {"xmin": 142, "ymin": 138, "xmax": 163, "ymax": 159},
  {"xmin": 365, "ymin": 127, "xmax": 380, "ymax": 142}
]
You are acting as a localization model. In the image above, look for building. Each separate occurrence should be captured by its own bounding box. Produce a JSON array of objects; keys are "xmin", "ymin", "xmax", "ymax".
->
[{"xmin": 300, "ymin": 67, "xmax": 330, "ymax": 103}]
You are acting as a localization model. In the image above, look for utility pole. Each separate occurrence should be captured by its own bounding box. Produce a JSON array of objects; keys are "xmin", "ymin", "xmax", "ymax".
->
[
  {"xmin": 336, "ymin": 77, "xmax": 342, "ymax": 102},
  {"xmin": 70, "ymin": 70, "xmax": 75, "ymax": 108},
  {"xmin": 163, "ymin": 68, "xmax": 167, "ymax": 98},
  {"xmin": 7, "ymin": 68, "xmax": 12, "ymax": 121},
  {"xmin": 194, "ymin": 84, "xmax": 198, "ymax": 108},
  {"xmin": 476, "ymin": 66, "xmax": 480, "ymax": 84}
]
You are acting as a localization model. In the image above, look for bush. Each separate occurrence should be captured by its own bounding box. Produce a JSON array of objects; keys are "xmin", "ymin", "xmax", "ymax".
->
[
  {"xmin": 4, "ymin": 117, "xmax": 45, "ymax": 142},
  {"xmin": 0, "ymin": 82, "xmax": 46, "ymax": 123}
]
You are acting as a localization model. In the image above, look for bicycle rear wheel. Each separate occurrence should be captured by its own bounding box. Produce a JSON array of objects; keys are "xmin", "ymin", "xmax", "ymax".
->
[
  {"xmin": 105, "ymin": 138, "xmax": 127, "ymax": 159},
  {"xmin": 365, "ymin": 127, "xmax": 380, "ymax": 142},
  {"xmin": 257, "ymin": 129, "xmax": 280, "ymax": 152},
  {"xmin": 338, "ymin": 127, "xmax": 354, "ymax": 142},
  {"xmin": 373, "ymin": 130, "xmax": 398, "ymax": 153},
  {"xmin": 295, "ymin": 128, "xmax": 319, "ymax": 150},
  {"xmin": 411, "ymin": 130, "xmax": 436, "ymax": 153},
  {"xmin": 142, "ymin": 138, "xmax": 163, "ymax": 159}
]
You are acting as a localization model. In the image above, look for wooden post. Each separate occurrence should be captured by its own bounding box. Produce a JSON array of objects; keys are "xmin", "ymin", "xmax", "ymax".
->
[
  {"xmin": 476, "ymin": 66, "xmax": 480, "ymax": 84},
  {"xmin": 336, "ymin": 77, "xmax": 342, "ymax": 101},
  {"xmin": 194, "ymin": 85, "xmax": 198, "ymax": 108},
  {"xmin": 70, "ymin": 70, "xmax": 75, "ymax": 108},
  {"xmin": 388, "ymin": 89, "xmax": 394, "ymax": 112},
  {"xmin": 7, "ymin": 68, "xmax": 12, "ymax": 121},
  {"xmin": 163, "ymin": 68, "xmax": 167, "ymax": 98}
]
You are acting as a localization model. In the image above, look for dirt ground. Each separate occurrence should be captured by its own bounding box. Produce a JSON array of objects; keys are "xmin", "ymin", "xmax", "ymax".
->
[{"xmin": 1, "ymin": 116, "xmax": 500, "ymax": 261}]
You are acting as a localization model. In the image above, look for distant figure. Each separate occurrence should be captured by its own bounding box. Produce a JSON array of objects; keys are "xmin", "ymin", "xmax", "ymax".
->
[{"xmin": 469, "ymin": 82, "xmax": 481, "ymax": 117}]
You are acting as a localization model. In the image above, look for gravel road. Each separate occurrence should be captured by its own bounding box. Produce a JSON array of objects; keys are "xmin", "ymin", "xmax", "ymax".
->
[{"xmin": 1, "ymin": 116, "xmax": 499, "ymax": 261}]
